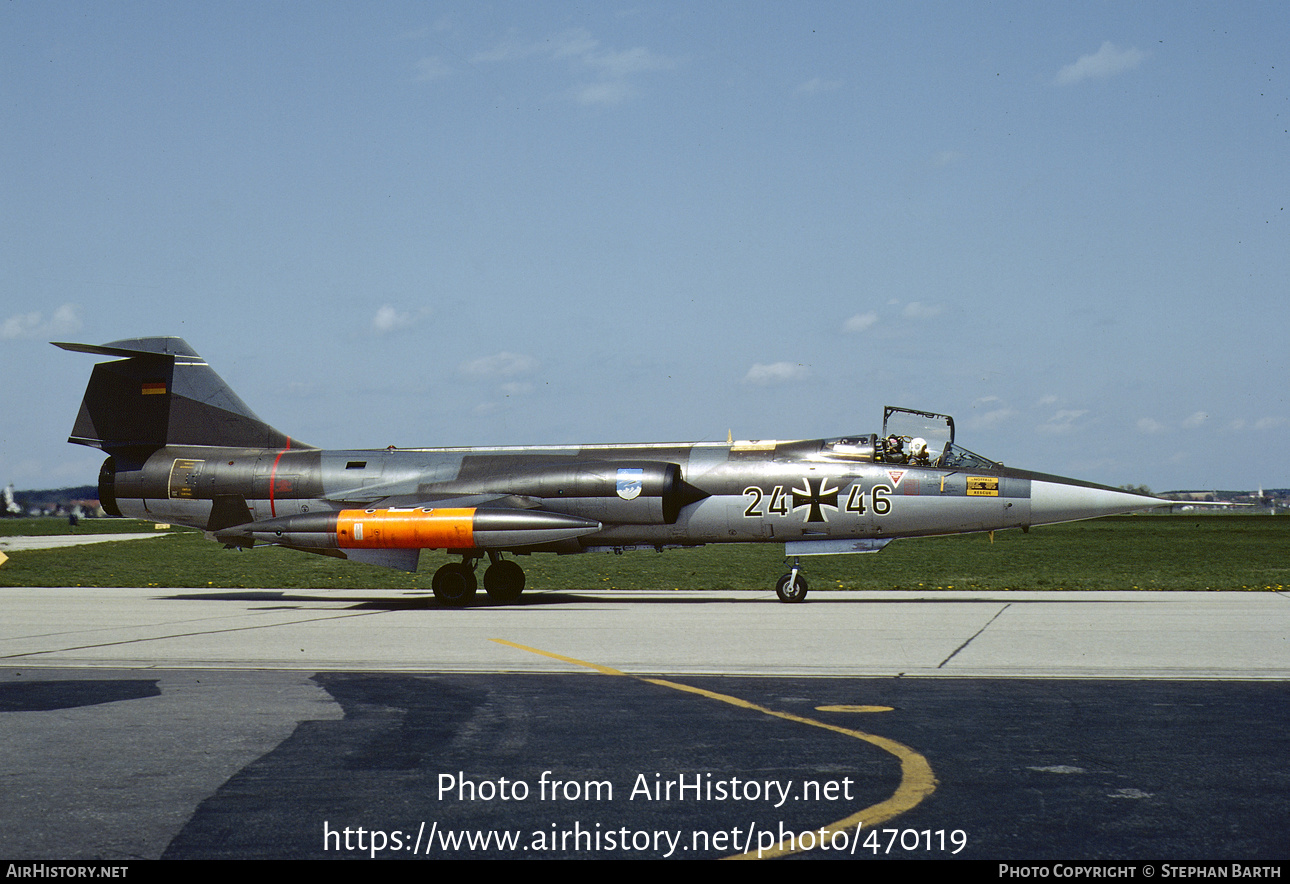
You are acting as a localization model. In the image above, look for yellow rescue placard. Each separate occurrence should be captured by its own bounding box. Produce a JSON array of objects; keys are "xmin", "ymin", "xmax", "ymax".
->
[{"xmin": 966, "ymin": 477, "xmax": 999, "ymax": 497}]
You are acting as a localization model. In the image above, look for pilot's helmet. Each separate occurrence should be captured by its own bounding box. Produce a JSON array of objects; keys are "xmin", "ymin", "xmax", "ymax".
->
[{"xmin": 910, "ymin": 437, "xmax": 928, "ymax": 457}]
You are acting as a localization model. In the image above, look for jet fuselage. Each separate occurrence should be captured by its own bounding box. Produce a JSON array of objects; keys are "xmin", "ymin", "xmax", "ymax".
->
[{"xmin": 60, "ymin": 337, "xmax": 1165, "ymax": 605}]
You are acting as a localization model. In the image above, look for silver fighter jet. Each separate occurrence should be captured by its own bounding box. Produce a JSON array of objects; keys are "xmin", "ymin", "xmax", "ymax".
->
[{"xmin": 56, "ymin": 337, "xmax": 1164, "ymax": 605}]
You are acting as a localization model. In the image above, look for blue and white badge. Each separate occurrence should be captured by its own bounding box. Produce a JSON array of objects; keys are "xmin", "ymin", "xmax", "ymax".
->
[{"xmin": 616, "ymin": 468, "xmax": 644, "ymax": 501}]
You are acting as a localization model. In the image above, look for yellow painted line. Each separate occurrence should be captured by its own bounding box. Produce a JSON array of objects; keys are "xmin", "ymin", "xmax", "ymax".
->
[
  {"xmin": 490, "ymin": 638, "xmax": 937, "ymax": 860},
  {"xmin": 815, "ymin": 704, "xmax": 894, "ymax": 713},
  {"xmin": 489, "ymin": 638, "xmax": 629, "ymax": 676}
]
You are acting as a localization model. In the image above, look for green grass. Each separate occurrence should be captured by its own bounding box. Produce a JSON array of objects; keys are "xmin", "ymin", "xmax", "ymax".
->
[
  {"xmin": 0, "ymin": 517, "xmax": 159, "ymax": 536},
  {"xmin": 1, "ymin": 515, "xmax": 1286, "ymax": 592}
]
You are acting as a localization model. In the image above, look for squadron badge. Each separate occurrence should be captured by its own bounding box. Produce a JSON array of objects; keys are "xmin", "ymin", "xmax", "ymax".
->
[{"xmin": 616, "ymin": 468, "xmax": 644, "ymax": 501}]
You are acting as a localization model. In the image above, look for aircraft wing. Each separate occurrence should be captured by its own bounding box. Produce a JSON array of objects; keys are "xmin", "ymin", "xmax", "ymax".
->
[{"xmin": 346, "ymin": 492, "xmax": 547, "ymax": 511}]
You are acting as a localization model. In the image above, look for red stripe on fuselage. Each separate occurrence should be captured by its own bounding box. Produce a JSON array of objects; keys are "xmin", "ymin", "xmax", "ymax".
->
[{"xmin": 268, "ymin": 449, "xmax": 287, "ymax": 517}]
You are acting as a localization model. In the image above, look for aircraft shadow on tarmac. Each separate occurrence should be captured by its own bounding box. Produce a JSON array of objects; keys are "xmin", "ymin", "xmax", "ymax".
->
[
  {"xmin": 158, "ymin": 590, "xmax": 595, "ymax": 610},
  {"xmin": 156, "ymin": 590, "xmax": 1148, "ymax": 612}
]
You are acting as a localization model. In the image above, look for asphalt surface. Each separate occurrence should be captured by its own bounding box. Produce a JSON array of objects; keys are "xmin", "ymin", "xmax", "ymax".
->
[{"xmin": 1, "ymin": 586, "xmax": 1287, "ymax": 860}]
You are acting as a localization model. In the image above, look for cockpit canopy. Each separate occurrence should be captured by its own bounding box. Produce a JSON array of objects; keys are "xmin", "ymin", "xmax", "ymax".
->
[{"xmin": 823, "ymin": 406, "xmax": 1000, "ymax": 470}]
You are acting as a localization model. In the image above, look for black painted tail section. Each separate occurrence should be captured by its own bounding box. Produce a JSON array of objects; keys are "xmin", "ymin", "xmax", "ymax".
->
[{"xmin": 54, "ymin": 337, "xmax": 308, "ymax": 452}]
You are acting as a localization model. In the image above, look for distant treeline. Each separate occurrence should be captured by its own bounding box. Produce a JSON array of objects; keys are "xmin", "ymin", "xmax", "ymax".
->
[{"xmin": 5, "ymin": 485, "xmax": 98, "ymax": 512}]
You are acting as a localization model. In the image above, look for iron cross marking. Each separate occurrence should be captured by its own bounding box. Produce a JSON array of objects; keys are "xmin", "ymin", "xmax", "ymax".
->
[{"xmin": 791, "ymin": 477, "xmax": 839, "ymax": 523}]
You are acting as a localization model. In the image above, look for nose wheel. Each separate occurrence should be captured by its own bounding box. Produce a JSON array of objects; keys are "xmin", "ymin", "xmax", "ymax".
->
[{"xmin": 775, "ymin": 558, "xmax": 808, "ymax": 603}]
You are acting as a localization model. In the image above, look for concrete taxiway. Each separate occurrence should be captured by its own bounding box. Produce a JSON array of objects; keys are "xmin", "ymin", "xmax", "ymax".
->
[
  {"xmin": 1, "ymin": 587, "xmax": 1287, "ymax": 677},
  {"xmin": 1, "ymin": 587, "xmax": 1287, "ymax": 860},
  {"xmin": 0, "ymin": 533, "xmax": 166, "ymax": 552}
]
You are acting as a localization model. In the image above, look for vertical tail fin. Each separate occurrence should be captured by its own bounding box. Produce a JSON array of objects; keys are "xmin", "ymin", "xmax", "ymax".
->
[{"xmin": 54, "ymin": 337, "xmax": 307, "ymax": 451}]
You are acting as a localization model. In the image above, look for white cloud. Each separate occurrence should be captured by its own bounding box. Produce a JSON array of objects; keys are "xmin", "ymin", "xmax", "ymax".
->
[
  {"xmin": 902, "ymin": 301, "xmax": 942, "ymax": 320},
  {"xmin": 744, "ymin": 362, "xmax": 809, "ymax": 385},
  {"xmin": 977, "ymin": 408, "xmax": 1016, "ymax": 429},
  {"xmin": 475, "ymin": 26, "xmax": 678, "ymax": 106},
  {"xmin": 574, "ymin": 80, "xmax": 633, "ymax": 106},
  {"xmin": 1225, "ymin": 416, "xmax": 1287, "ymax": 431},
  {"xmin": 586, "ymin": 45, "xmax": 676, "ymax": 79},
  {"xmin": 970, "ymin": 397, "xmax": 1016, "ymax": 428},
  {"xmin": 1181, "ymin": 411, "xmax": 1209, "ymax": 429},
  {"xmin": 372, "ymin": 305, "xmax": 406, "ymax": 334},
  {"xmin": 795, "ymin": 77, "xmax": 842, "ymax": 96},
  {"xmin": 1137, "ymin": 417, "xmax": 1165, "ymax": 434},
  {"xmin": 51, "ymin": 304, "xmax": 79, "ymax": 329},
  {"xmin": 459, "ymin": 351, "xmax": 538, "ymax": 378},
  {"xmin": 2, "ymin": 304, "xmax": 81, "ymax": 340},
  {"xmin": 413, "ymin": 56, "xmax": 452, "ymax": 82},
  {"xmin": 548, "ymin": 28, "xmax": 600, "ymax": 60},
  {"xmin": 3, "ymin": 312, "xmax": 41, "ymax": 339},
  {"xmin": 371, "ymin": 304, "xmax": 428, "ymax": 335},
  {"xmin": 1037, "ymin": 409, "xmax": 1088, "ymax": 434},
  {"xmin": 843, "ymin": 312, "xmax": 878, "ymax": 333},
  {"xmin": 499, "ymin": 381, "xmax": 533, "ymax": 396},
  {"xmin": 473, "ymin": 33, "xmax": 529, "ymax": 64},
  {"xmin": 1056, "ymin": 42, "xmax": 1147, "ymax": 86}
]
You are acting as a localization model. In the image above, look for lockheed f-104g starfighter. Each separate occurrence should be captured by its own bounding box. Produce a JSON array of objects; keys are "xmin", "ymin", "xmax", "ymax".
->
[{"xmin": 57, "ymin": 337, "xmax": 1164, "ymax": 605}]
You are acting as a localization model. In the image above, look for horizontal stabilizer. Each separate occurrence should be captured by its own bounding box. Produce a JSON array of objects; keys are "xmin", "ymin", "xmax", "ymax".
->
[{"xmin": 53, "ymin": 338, "xmax": 202, "ymax": 360}]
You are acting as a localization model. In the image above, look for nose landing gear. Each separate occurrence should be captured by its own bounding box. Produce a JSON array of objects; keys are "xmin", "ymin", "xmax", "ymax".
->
[{"xmin": 775, "ymin": 557, "xmax": 808, "ymax": 603}]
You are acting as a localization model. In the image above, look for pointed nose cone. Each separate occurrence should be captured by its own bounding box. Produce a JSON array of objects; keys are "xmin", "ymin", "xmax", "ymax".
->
[{"xmin": 1030, "ymin": 479, "xmax": 1167, "ymax": 526}]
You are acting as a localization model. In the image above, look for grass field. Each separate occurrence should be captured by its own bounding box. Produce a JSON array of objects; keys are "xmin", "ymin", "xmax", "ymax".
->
[
  {"xmin": 0, "ymin": 518, "xmax": 158, "ymax": 536},
  {"xmin": 0, "ymin": 515, "xmax": 1285, "ymax": 592}
]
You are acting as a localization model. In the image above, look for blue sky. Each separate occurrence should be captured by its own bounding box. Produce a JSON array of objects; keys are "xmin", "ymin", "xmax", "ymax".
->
[{"xmin": 3, "ymin": 2, "xmax": 1287, "ymax": 493}]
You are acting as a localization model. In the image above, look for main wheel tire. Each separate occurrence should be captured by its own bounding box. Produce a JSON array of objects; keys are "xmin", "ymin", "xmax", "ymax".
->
[
  {"xmin": 775, "ymin": 572, "xmax": 808, "ymax": 603},
  {"xmin": 432, "ymin": 562, "xmax": 478, "ymax": 606},
  {"xmin": 483, "ymin": 560, "xmax": 525, "ymax": 603}
]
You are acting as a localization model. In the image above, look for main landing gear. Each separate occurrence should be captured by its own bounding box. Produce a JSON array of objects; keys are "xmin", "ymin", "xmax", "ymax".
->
[
  {"xmin": 483, "ymin": 554, "xmax": 525, "ymax": 603},
  {"xmin": 432, "ymin": 553, "xmax": 526, "ymax": 606},
  {"xmin": 775, "ymin": 556, "xmax": 808, "ymax": 603},
  {"xmin": 431, "ymin": 560, "xmax": 475, "ymax": 606}
]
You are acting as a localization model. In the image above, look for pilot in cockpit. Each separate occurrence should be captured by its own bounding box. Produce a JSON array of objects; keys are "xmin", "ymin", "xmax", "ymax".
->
[
  {"xmin": 909, "ymin": 437, "xmax": 931, "ymax": 466},
  {"xmin": 885, "ymin": 435, "xmax": 906, "ymax": 463}
]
